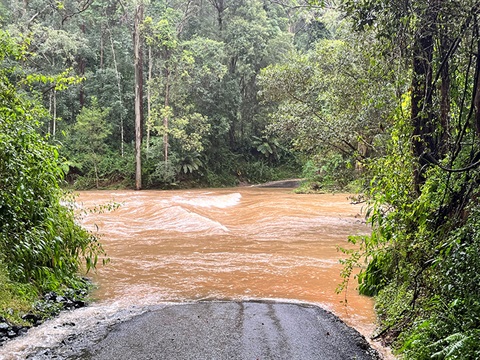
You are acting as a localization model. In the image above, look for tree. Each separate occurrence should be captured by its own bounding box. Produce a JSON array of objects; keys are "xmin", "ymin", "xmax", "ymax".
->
[
  {"xmin": 145, "ymin": 13, "xmax": 220, "ymax": 183},
  {"xmin": 1, "ymin": 0, "xmax": 310, "ymax": 188},
  {"xmin": 221, "ymin": 0, "xmax": 294, "ymax": 149},
  {"xmin": 69, "ymin": 97, "xmax": 111, "ymax": 188},
  {"xmin": 144, "ymin": 7, "xmax": 180, "ymax": 168},
  {"xmin": 134, "ymin": 0, "xmax": 144, "ymax": 190},
  {"xmin": 259, "ymin": 11, "xmax": 396, "ymax": 172},
  {"xmin": 339, "ymin": 0, "xmax": 480, "ymax": 357}
]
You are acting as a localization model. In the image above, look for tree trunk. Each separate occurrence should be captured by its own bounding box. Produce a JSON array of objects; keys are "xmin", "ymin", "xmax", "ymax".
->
[
  {"xmin": 22, "ymin": 0, "xmax": 27, "ymax": 20},
  {"xmin": 79, "ymin": 23, "xmax": 87, "ymax": 108},
  {"xmin": 440, "ymin": 34, "xmax": 450, "ymax": 152},
  {"xmin": 146, "ymin": 45, "xmax": 153, "ymax": 157},
  {"xmin": 411, "ymin": 24, "xmax": 435, "ymax": 191},
  {"xmin": 53, "ymin": 89, "xmax": 57, "ymax": 137},
  {"xmin": 100, "ymin": 28, "xmax": 104, "ymax": 69},
  {"xmin": 209, "ymin": 0, "xmax": 225, "ymax": 31},
  {"xmin": 474, "ymin": 24, "xmax": 480, "ymax": 137},
  {"xmin": 109, "ymin": 28, "xmax": 125, "ymax": 157},
  {"xmin": 48, "ymin": 90, "xmax": 52, "ymax": 134},
  {"xmin": 94, "ymin": 157, "xmax": 99, "ymax": 189},
  {"xmin": 134, "ymin": 1, "xmax": 144, "ymax": 190},
  {"xmin": 164, "ymin": 68, "xmax": 170, "ymax": 165}
]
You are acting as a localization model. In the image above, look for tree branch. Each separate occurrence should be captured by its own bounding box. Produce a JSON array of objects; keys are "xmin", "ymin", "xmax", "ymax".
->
[
  {"xmin": 266, "ymin": 0, "xmax": 326, "ymax": 11},
  {"xmin": 61, "ymin": 0, "xmax": 94, "ymax": 26},
  {"xmin": 424, "ymin": 152, "xmax": 480, "ymax": 173}
]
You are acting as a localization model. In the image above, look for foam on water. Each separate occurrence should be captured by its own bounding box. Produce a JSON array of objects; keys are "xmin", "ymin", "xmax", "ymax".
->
[{"xmin": 171, "ymin": 192, "xmax": 242, "ymax": 208}]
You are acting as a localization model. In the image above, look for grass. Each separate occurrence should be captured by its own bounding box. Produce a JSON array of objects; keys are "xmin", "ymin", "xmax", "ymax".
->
[{"xmin": 0, "ymin": 264, "xmax": 38, "ymax": 325}]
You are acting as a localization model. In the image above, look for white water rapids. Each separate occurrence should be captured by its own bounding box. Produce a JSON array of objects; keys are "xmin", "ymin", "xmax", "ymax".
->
[{"xmin": 0, "ymin": 188, "xmax": 389, "ymax": 359}]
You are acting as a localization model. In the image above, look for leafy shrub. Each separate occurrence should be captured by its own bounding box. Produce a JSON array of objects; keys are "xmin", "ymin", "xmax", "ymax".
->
[
  {"xmin": 241, "ymin": 160, "xmax": 278, "ymax": 184},
  {"xmin": 0, "ymin": 31, "xmax": 105, "ymax": 297},
  {"xmin": 296, "ymin": 154, "xmax": 356, "ymax": 192}
]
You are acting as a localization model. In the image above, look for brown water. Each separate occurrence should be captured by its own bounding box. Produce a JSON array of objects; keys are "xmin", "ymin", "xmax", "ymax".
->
[{"xmin": 77, "ymin": 188, "xmax": 376, "ymax": 336}]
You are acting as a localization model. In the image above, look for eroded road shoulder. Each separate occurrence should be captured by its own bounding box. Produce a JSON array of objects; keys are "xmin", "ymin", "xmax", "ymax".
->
[{"xmin": 11, "ymin": 301, "xmax": 381, "ymax": 360}]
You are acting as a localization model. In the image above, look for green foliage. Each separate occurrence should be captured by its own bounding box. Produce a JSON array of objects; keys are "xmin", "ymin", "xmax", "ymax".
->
[
  {"xmin": 151, "ymin": 158, "xmax": 178, "ymax": 185},
  {"xmin": 154, "ymin": 109, "xmax": 211, "ymax": 155},
  {"xmin": 295, "ymin": 153, "xmax": 356, "ymax": 192},
  {"xmin": 259, "ymin": 12, "xmax": 397, "ymax": 192},
  {"xmin": 240, "ymin": 160, "xmax": 278, "ymax": 184},
  {"xmin": 0, "ymin": 30, "xmax": 105, "ymax": 298},
  {"xmin": 144, "ymin": 11, "xmax": 179, "ymax": 51},
  {"xmin": 72, "ymin": 97, "xmax": 111, "ymax": 152},
  {"xmin": 3, "ymin": 0, "xmax": 314, "ymax": 189},
  {"xmin": 179, "ymin": 152, "xmax": 203, "ymax": 174},
  {"xmin": 340, "ymin": 81, "xmax": 480, "ymax": 360},
  {"xmin": 64, "ymin": 97, "xmax": 115, "ymax": 188},
  {"xmin": 252, "ymin": 135, "xmax": 286, "ymax": 163},
  {"xmin": 259, "ymin": 22, "xmax": 395, "ymax": 156},
  {"xmin": 395, "ymin": 203, "xmax": 480, "ymax": 359},
  {"xmin": 203, "ymin": 168, "xmax": 239, "ymax": 188},
  {"xmin": 360, "ymin": 161, "xmax": 480, "ymax": 357},
  {"xmin": 0, "ymin": 261, "xmax": 38, "ymax": 324},
  {"xmin": 68, "ymin": 148, "xmax": 135, "ymax": 189}
]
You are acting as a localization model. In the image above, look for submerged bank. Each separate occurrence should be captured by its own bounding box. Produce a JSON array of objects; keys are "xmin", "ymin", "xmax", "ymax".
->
[{"xmin": 0, "ymin": 301, "xmax": 381, "ymax": 360}]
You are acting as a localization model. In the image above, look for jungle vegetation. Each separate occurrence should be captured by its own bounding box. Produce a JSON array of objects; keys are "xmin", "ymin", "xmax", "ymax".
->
[
  {"xmin": 2, "ymin": 0, "xmax": 480, "ymax": 358},
  {"xmin": 335, "ymin": 0, "xmax": 480, "ymax": 358},
  {"xmin": 0, "ymin": 0, "xmax": 357, "ymax": 329},
  {"xmin": 0, "ymin": 29, "xmax": 104, "ymax": 325}
]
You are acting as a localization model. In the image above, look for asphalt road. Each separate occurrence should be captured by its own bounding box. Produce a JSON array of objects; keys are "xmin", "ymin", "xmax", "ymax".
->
[{"xmin": 35, "ymin": 301, "xmax": 380, "ymax": 360}]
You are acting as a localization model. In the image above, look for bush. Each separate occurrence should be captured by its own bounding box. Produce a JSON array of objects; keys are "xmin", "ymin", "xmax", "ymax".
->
[
  {"xmin": 295, "ymin": 154, "xmax": 356, "ymax": 192},
  {"xmin": 0, "ymin": 31, "xmax": 105, "ymax": 299}
]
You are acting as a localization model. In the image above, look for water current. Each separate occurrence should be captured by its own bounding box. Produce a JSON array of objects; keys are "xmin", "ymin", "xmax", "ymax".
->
[
  {"xmin": 82, "ymin": 188, "xmax": 375, "ymax": 330},
  {"xmin": 0, "ymin": 187, "xmax": 382, "ymax": 359}
]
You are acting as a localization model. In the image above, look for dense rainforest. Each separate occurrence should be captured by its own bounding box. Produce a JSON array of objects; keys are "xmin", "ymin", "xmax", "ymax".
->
[
  {"xmin": 1, "ymin": 0, "xmax": 347, "ymax": 190},
  {"xmin": 2, "ymin": 0, "xmax": 480, "ymax": 358}
]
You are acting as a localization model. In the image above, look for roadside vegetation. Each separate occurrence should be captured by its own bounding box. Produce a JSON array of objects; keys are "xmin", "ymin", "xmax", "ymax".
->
[
  {"xmin": 0, "ymin": 30, "xmax": 103, "ymax": 329},
  {"xmin": 335, "ymin": 0, "xmax": 480, "ymax": 358},
  {"xmin": 2, "ymin": 0, "xmax": 480, "ymax": 358}
]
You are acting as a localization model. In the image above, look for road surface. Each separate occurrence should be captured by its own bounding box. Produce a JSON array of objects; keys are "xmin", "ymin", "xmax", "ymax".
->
[{"xmin": 29, "ymin": 301, "xmax": 380, "ymax": 360}]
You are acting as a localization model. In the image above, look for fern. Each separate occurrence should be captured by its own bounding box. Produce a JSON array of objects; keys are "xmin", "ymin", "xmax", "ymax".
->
[{"xmin": 431, "ymin": 332, "xmax": 470, "ymax": 359}]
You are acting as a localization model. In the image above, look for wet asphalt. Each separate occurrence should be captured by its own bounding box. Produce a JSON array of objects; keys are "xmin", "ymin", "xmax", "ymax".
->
[{"xmin": 48, "ymin": 301, "xmax": 381, "ymax": 360}]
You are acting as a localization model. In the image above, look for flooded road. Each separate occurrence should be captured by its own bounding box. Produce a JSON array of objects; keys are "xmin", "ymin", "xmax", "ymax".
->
[
  {"xmin": 79, "ymin": 188, "xmax": 374, "ymax": 334},
  {"xmin": 0, "ymin": 187, "xmax": 382, "ymax": 359}
]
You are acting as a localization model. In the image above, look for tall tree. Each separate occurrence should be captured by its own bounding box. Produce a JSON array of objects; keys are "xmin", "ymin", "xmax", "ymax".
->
[
  {"xmin": 134, "ymin": 0, "xmax": 144, "ymax": 190},
  {"xmin": 1, "ymin": 0, "xmax": 316, "ymax": 187},
  {"xmin": 70, "ymin": 97, "xmax": 111, "ymax": 188}
]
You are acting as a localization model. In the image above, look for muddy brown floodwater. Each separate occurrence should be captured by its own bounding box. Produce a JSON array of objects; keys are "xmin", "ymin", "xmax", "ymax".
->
[{"xmin": 77, "ymin": 188, "xmax": 376, "ymax": 336}]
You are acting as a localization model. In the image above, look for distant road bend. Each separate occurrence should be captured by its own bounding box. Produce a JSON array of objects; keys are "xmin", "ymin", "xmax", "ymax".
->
[{"xmin": 253, "ymin": 178, "xmax": 304, "ymax": 188}]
